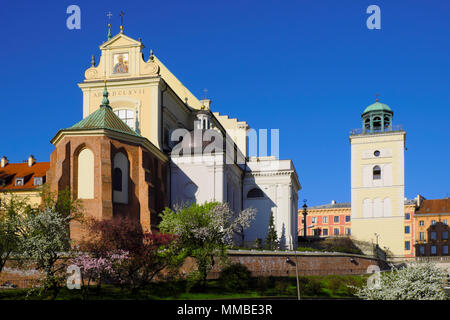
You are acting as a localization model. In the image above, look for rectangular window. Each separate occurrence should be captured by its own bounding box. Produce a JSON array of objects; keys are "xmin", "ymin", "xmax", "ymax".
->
[
  {"xmin": 444, "ymin": 219, "xmax": 448, "ymax": 225},
  {"xmin": 322, "ymin": 216, "xmax": 328, "ymax": 224},
  {"xmin": 419, "ymin": 246, "xmax": 425, "ymax": 255},
  {"xmin": 345, "ymin": 215, "xmax": 351, "ymax": 222},
  {"xmin": 334, "ymin": 216, "xmax": 340, "ymax": 223},
  {"xmin": 322, "ymin": 228, "xmax": 328, "ymax": 236},
  {"xmin": 311, "ymin": 217, "xmax": 317, "ymax": 224},
  {"xmin": 431, "ymin": 231, "xmax": 437, "ymax": 240},
  {"xmin": 405, "ymin": 213, "xmax": 410, "ymax": 220},
  {"xmin": 443, "ymin": 231, "xmax": 448, "ymax": 240},
  {"xmin": 345, "ymin": 228, "xmax": 351, "ymax": 235},
  {"xmin": 443, "ymin": 246, "xmax": 449, "ymax": 255},
  {"xmin": 404, "ymin": 241, "xmax": 410, "ymax": 250},
  {"xmin": 419, "ymin": 232, "xmax": 425, "ymax": 241},
  {"xmin": 404, "ymin": 226, "xmax": 410, "ymax": 234},
  {"xmin": 431, "ymin": 246, "xmax": 437, "ymax": 255},
  {"xmin": 14, "ymin": 178, "xmax": 24, "ymax": 186},
  {"xmin": 334, "ymin": 228, "xmax": 339, "ymax": 235},
  {"xmin": 419, "ymin": 220, "xmax": 424, "ymax": 226},
  {"xmin": 431, "ymin": 220, "xmax": 436, "ymax": 225}
]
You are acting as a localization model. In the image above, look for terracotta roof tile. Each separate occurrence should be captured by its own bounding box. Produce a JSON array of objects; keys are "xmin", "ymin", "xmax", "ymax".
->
[
  {"xmin": 416, "ymin": 198, "xmax": 450, "ymax": 214},
  {"xmin": 0, "ymin": 162, "xmax": 49, "ymax": 191}
]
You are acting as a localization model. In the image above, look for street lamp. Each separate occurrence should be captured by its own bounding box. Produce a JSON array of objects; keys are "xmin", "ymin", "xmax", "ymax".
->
[{"xmin": 302, "ymin": 200, "xmax": 308, "ymax": 237}]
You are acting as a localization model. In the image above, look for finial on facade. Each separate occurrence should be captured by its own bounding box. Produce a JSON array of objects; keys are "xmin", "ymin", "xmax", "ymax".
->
[
  {"xmin": 107, "ymin": 23, "xmax": 112, "ymax": 40},
  {"xmin": 91, "ymin": 55, "xmax": 95, "ymax": 67},
  {"xmin": 138, "ymin": 37, "xmax": 142, "ymax": 42},
  {"xmin": 119, "ymin": 11, "xmax": 125, "ymax": 33},
  {"xmin": 150, "ymin": 49, "xmax": 154, "ymax": 61},
  {"xmin": 376, "ymin": 93, "xmax": 379, "ymax": 102},
  {"xmin": 101, "ymin": 80, "xmax": 111, "ymax": 109},
  {"xmin": 201, "ymin": 105, "xmax": 205, "ymax": 110}
]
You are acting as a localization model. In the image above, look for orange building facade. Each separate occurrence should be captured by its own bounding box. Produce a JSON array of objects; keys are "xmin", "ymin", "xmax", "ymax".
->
[
  {"xmin": 299, "ymin": 197, "xmax": 423, "ymax": 257},
  {"xmin": 414, "ymin": 198, "xmax": 450, "ymax": 257}
]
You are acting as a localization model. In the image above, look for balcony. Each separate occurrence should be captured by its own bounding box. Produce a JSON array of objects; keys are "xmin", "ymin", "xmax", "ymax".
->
[{"xmin": 350, "ymin": 124, "xmax": 404, "ymax": 136}]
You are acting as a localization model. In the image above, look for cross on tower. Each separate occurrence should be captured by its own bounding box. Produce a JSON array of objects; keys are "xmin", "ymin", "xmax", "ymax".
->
[
  {"xmin": 120, "ymin": 11, "xmax": 125, "ymax": 26},
  {"xmin": 375, "ymin": 93, "xmax": 380, "ymax": 102},
  {"xmin": 203, "ymin": 88, "xmax": 208, "ymax": 99},
  {"xmin": 107, "ymin": 11, "xmax": 113, "ymax": 20}
]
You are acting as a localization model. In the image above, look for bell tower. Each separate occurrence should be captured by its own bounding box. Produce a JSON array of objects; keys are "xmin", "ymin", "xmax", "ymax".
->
[{"xmin": 349, "ymin": 99, "xmax": 406, "ymax": 257}]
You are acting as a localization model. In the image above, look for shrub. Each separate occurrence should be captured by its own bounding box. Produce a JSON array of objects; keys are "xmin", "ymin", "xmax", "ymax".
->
[
  {"xmin": 353, "ymin": 262, "xmax": 447, "ymax": 300},
  {"xmin": 219, "ymin": 263, "xmax": 252, "ymax": 292}
]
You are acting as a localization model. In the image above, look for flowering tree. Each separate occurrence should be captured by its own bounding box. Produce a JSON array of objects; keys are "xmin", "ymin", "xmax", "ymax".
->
[
  {"xmin": 80, "ymin": 217, "xmax": 182, "ymax": 294},
  {"xmin": 19, "ymin": 208, "xmax": 72, "ymax": 298},
  {"xmin": 70, "ymin": 250, "xmax": 128, "ymax": 299},
  {"xmin": 159, "ymin": 202, "xmax": 256, "ymax": 289},
  {"xmin": 354, "ymin": 262, "xmax": 447, "ymax": 300}
]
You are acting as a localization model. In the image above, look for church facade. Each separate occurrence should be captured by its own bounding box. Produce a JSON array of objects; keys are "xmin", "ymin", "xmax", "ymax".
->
[{"xmin": 45, "ymin": 26, "xmax": 301, "ymax": 249}]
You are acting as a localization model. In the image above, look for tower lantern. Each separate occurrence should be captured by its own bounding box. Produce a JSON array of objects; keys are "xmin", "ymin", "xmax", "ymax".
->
[{"xmin": 361, "ymin": 98, "xmax": 394, "ymax": 133}]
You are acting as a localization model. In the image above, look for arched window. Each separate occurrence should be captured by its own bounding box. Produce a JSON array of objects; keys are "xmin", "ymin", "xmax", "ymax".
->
[
  {"xmin": 373, "ymin": 117, "xmax": 381, "ymax": 131},
  {"xmin": 364, "ymin": 118, "xmax": 370, "ymax": 131},
  {"xmin": 373, "ymin": 165, "xmax": 381, "ymax": 180},
  {"xmin": 113, "ymin": 168, "xmax": 122, "ymax": 191},
  {"xmin": 114, "ymin": 109, "xmax": 135, "ymax": 129},
  {"xmin": 384, "ymin": 116, "xmax": 390, "ymax": 129},
  {"xmin": 78, "ymin": 148, "xmax": 94, "ymax": 199},
  {"xmin": 113, "ymin": 152, "xmax": 129, "ymax": 204},
  {"xmin": 247, "ymin": 188, "xmax": 264, "ymax": 199}
]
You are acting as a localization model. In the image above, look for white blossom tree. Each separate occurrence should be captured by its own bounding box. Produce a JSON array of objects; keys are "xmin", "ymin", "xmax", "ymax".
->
[
  {"xmin": 159, "ymin": 201, "xmax": 256, "ymax": 289},
  {"xmin": 354, "ymin": 262, "xmax": 448, "ymax": 300},
  {"xmin": 19, "ymin": 208, "xmax": 72, "ymax": 298}
]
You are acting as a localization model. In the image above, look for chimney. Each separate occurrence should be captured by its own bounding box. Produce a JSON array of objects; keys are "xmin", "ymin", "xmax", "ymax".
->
[
  {"xmin": 0, "ymin": 156, "xmax": 7, "ymax": 168},
  {"xmin": 331, "ymin": 200, "xmax": 336, "ymax": 205},
  {"xmin": 28, "ymin": 155, "xmax": 35, "ymax": 167}
]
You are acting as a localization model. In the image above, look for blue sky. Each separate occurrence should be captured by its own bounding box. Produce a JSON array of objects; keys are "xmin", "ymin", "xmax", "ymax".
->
[{"xmin": 0, "ymin": 0, "xmax": 449, "ymax": 206}]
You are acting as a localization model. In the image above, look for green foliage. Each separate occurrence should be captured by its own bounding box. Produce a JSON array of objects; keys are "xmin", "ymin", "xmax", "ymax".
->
[
  {"xmin": 264, "ymin": 211, "xmax": 279, "ymax": 250},
  {"xmin": 159, "ymin": 201, "xmax": 256, "ymax": 290},
  {"xmin": 19, "ymin": 208, "xmax": 72, "ymax": 299},
  {"xmin": 0, "ymin": 195, "xmax": 31, "ymax": 273},
  {"xmin": 219, "ymin": 263, "xmax": 252, "ymax": 292}
]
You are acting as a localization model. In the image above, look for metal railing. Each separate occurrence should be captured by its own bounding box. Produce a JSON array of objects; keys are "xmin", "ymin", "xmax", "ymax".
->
[{"xmin": 350, "ymin": 124, "xmax": 403, "ymax": 135}]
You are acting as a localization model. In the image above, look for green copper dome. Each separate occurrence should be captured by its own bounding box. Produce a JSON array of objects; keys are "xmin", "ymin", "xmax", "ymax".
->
[{"xmin": 363, "ymin": 101, "xmax": 392, "ymax": 115}]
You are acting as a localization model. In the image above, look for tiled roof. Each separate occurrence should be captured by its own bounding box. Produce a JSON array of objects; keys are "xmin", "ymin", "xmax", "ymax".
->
[
  {"xmin": 0, "ymin": 162, "xmax": 49, "ymax": 191},
  {"xmin": 65, "ymin": 106, "xmax": 140, "ymax": 137},
  {"xmin": 309, "ymin": 202, "xmax": 351, "ymax": 210},
  {"xmin": 416, "ymin": 198, "xmax": 450, "ymax": 214}
]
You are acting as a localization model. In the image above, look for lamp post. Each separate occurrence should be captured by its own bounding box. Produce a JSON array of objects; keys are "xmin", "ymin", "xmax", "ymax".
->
[{"xmin": 302, "ymin": 200, "xmax": 308, "ymax": 237}]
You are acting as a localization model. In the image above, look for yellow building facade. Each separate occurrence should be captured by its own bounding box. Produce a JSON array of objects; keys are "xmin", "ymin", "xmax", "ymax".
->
[
  {"xmin": 349, "ymin": 100, "xmax": 406, "ymax": 257},
  {"xmin": 78, "ymin": 27, "xmax": 248, "ymax": 156}
]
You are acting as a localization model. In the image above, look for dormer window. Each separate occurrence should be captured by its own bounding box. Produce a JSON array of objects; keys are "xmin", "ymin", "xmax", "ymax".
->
[
  {"xmin": 0, "ymin": 179, "xmax": 5, "ymax": 187},
  {"xmin": 15, "ymin": 177, "xmax": 24, "ymax": 186},
  {"xmin": 34, "ymin": 177, "xmax": 43, "ymax": 186}
]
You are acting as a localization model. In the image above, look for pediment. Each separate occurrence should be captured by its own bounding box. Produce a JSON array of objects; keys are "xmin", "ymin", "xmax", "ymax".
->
[{"xmin": 100, "ymin": 33, "xmax": 142, "ymax": 50}]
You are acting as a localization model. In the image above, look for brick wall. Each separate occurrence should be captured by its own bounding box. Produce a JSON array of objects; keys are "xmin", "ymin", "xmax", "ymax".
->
[{"xmin": 180, "ymin": 250, "xmax": 389, "ymax": 278}]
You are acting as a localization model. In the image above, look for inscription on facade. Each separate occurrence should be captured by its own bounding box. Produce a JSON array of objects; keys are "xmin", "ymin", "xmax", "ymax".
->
[{"xmin": 93, "ymin": 89, "xmax": 145, "ymax": 97}]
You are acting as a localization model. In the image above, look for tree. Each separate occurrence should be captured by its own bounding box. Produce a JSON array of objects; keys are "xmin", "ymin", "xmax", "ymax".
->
[
  {"xmin": 70, "ymin": 250, "xmax": 128, "ymax": 299},
  {"xmin": 19, "ymin": 208, "xmax": 72, "ymax": 299},
  {"xmin": 353, "ymin": 262, "xmax": 447, "ymax": 300},
  {"xmin": 79, "ymin": 217, "xmax": 183, "ymax": 295},
  {"xmin": 265, "ymin": 211, "xmax": 279, "ymax": 250},
  {"xmin": 159, "ymin": 201, "xmax": 256, "ymax": 289},
  {"xmin": 0, "ymin": 195, "xmax": 31, "ymax": 273}
]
